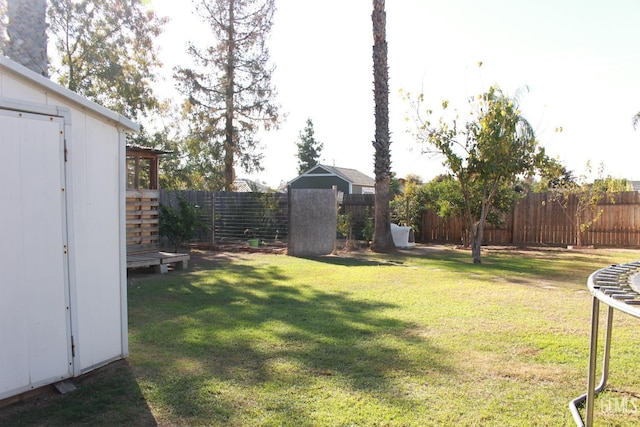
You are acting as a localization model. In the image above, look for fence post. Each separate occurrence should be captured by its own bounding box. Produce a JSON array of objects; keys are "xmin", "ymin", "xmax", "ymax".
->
[
  {"xmin": 287, "ymin": 185, "xmax": 292, "ymax": 252},
  {"xmin": 333, "ymin": 185, "xmax": 338, "ymax": 253},
  {"xmin": 211, "ymin": 192, "xmax": 216, "ymax": 246}
]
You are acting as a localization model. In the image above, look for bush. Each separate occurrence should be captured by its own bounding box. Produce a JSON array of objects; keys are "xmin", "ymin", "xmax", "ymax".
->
[{"xmin": 159, "ymin": 196, "xmax": 208, "ymax": 252}]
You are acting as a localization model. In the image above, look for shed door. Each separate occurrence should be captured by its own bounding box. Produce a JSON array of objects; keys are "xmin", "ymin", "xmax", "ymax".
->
[{"xmin": 0, "ymin": 109, "xmax": 72, "ymax": 399}]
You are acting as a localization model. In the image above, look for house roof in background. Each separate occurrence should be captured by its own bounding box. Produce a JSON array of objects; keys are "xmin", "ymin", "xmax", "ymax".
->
[
  {"xmin": 629, "ymin": 181, "xmax": 640, "ymax": 191},
  {"xmin": 234, "ymin": 178, "xmax": 269, "ymax": 192},
  {"xmin": 292, "ymin": 164, "xmax": 375, "ymax": 187}
]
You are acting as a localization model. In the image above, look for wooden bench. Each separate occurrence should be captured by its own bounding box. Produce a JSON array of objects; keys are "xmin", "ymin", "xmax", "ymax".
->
[
  {"xmin": 125, "ymin": 187, "xmax": 190, "ymax": 274},
  {"xmin": 126, "ymin": 251, "xmax": 190, "ymax": 274}
]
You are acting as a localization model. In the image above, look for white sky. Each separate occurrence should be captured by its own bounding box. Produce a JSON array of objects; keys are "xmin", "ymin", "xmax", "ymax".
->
[{"xmin": 151, "ymin": 0, "xmax": 640, "ymax": 188}]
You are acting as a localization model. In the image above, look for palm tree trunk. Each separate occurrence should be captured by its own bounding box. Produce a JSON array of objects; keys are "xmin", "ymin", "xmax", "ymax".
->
[
  {"xmin": 371, "ymin": 0, "xmax": 394, "ymax": 252},
  {"xmin": 7, "ymin": 0, "xmax": 48, "ymax": 76}
]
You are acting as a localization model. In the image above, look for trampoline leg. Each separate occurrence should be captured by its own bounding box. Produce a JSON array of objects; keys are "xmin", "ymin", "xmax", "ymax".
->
[
  {"xmin": 585, "ymin": 296, "xmax": 600, "ymax": 426},
  {"xmin": 584, "ymin": 299, "xmax": 614, "ymax": 427}
]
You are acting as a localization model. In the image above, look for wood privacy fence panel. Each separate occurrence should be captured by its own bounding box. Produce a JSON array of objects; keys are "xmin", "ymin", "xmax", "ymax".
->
[
  {"xmin": 157, "ymin": 190, "xmax": 640, "ymax": 247},
  {"xmin": 422, "ymin": 191, "xmax": 640, "ymax": 247},
  {"xmin": 126, "ymin": 189, "xmax": 160, "ymax": 254}
]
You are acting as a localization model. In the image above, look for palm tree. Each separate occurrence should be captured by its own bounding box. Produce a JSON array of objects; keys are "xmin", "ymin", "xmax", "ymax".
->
[{"xmin": 371, "ymin": 0, "xmax": 394, "ymax": 252}]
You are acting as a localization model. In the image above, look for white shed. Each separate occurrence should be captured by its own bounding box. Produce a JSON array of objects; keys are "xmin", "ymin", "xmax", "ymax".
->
[{"xmin": 0, "ymin": 56, "xmax": 137, "ymax": 400}]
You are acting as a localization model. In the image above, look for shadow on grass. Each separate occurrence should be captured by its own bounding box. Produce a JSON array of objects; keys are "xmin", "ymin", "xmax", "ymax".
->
[
  {"xmin": 0, "ymin": 360, "xmax": 157, "ymax": 427},
  {"xmin": 301, "ymin": 255, "xmax": 406, "ymax": 267},
  {"xmin": 127, "ymin": 257, "xmax": 452, "ymax": 424}
]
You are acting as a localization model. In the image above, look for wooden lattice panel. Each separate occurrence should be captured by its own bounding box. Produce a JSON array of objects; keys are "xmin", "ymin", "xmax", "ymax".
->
[{"xmin": 126, "ymin": 189, "xmax": 159, "ymax": 254}]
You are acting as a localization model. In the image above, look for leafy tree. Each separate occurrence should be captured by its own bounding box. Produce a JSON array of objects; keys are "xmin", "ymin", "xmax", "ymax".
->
[
  {"xmin": 295, "ymin": 118, "xmax": 323, "ymax": 174},
  {"xmin": 371, "ymin": 0, "xmax": 394, "ymax": 252},
  {"xmin": 47, "ymin": 0, "xmax": 167, "ymax": 121},
  {"xmin": 175, "ymin": 0, "xmax": 281, "ymax": 192},
  {"xmin": 533, "ymin": 157, "xmax": 575, "ymax": 192},
  {"xmin": 543, "ymin": 161, "xmax": 628, "ymax": 247},
  {"xmin": 422, "ymin": 174, "xmax": 523, "ymax": 246},
  {"xmin": 634, "ymin": 112, "xmax": 640, "ymax": 130},
  {"xmin": 410, "ymin": 85, "xmax": 546, "ymax": 263},
  {"xmin": 422, "ymin": 175, "xmax": 465, "ymax": 219},
  {"xmin": 127, "ymin": 101, "xmax": 230, "ymax": 191},
  {"xmin": 161, "ymin": 130, "xmax": 226, "ymax": 191},
  {"xmin": 390, "ymin": 174, "xmax": 425, "ymax": 236}
]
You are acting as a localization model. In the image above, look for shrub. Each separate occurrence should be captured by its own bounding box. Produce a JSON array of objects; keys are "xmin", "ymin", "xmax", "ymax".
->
[{"xmin": 159, "ymin": 196, "xmax": 208, "ymax": 252}]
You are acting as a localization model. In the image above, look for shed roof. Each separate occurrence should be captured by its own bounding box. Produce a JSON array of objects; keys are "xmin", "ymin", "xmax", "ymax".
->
[
  {"xmin": 126, "ymin": 145, "xmax": 171, "ymax": 155},
  {"xmin": 291, "ymin": 164, "xmax": 375, "ymax": 187},
  {"xmin": 0, "ymin": 55, "xmax": 139, "ymax": 132}
]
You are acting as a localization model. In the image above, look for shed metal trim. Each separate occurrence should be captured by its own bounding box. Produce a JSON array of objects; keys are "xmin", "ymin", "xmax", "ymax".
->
[{"xmin": 0, "ymin": 56, "xmax": 139, "ymax": 132}]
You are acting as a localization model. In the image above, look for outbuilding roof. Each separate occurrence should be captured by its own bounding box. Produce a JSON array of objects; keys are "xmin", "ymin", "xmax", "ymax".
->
[
  {"xmin": 0, "ymin": 55, "xmax": 139, "ymax": 132},
  {"xmin": 291, "ymin": 164, "xmax": 375, "ymax": 187}
]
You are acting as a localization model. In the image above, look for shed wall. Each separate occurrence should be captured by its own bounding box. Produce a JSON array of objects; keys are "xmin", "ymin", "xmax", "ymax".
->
[
  {"xmin": 68, "ymin": 112, "xmax": 127, "ymax": 372},
  {"xmin": 0, "ymin": 59, "xmax": 129, "ymax": 395},
  {"xmin": 0, "ymin": 110, "xmax": 72, "ymax": 399}
]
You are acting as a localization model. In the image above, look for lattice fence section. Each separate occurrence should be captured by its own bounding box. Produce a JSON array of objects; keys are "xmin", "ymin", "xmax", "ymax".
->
[{"xmin": 126, "ymin": 189, "xmax": 160, "ymax": 254}]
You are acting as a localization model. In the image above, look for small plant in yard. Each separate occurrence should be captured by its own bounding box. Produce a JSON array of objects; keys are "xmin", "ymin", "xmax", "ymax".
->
[
  {"xmin": 159, "ymin": 195, "xmax": 208, "ymax": 252},
  {"xmin": 543, "ymin": 161, "xmax": 627, "ymax": 247},
  {"xmin": 337, "ymin": 213, "xmax": 356, "ymax": 249},
  {"xmin": 362, "ymin": 207, "xmax": 375, "ymax": 242}
]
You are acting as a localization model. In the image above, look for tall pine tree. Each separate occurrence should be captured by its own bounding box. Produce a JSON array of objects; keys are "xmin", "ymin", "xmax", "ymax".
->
[
  {"xmin": 295, "ymin": 118, "xmax": 323, "ymax": 174},
  {"xmin": 176, "ymin": 0, "xmax": 281, "ymax": 191}
]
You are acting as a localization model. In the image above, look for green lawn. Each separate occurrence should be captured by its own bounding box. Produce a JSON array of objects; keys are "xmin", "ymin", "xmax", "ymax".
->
[{"xmin": 3, "ymin": 246, "xmax": 640, "ymax": 426}]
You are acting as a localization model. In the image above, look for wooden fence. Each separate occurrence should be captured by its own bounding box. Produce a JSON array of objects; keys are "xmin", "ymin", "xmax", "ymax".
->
[
  {"xmin": 158, "ymin": 191, "xmax": 377, "ymax": 244},
  {"xmin": 421, "ymin": 191, "xmax": 640, "ymax": 248},
  {"xmin": 155, "ymin": 190, "xmax": 640, "ymax": 248}
]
